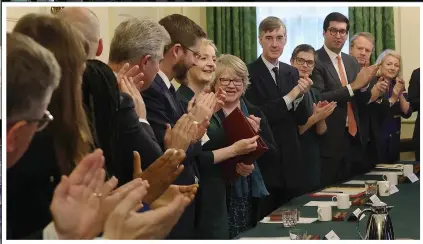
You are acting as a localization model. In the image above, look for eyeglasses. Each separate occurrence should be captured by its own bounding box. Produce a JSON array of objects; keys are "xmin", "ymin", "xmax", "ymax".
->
[
  {"xmin": 295, "ymin": 57, "xmax": 315, "ymax": 68},
  {"xmin": 327, "ymin": 28, "xmax": 348, "ymax": 37},
  {"xmin": 9, "ymin": 110, "xmax": 53, "ymax": 132},
  {"xmin": 219, "ymin": 78, "xmax": 243, "ymax": 87},
  {"xmin": 180, "ymin": 44, "xmax": 201, "ymax": 60}
]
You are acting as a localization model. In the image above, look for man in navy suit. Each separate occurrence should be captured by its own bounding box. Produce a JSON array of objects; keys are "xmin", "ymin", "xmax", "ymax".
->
[
  {"xmin": 142, "ymin": 14, "xmax": 216, "ymax": 239},
  {"xmin": 310, "ymin": 12, "xmax": 378, "ymax": 186},
  {"xmin": 246, "ymin": 16, "xmax": 313, "ymax": 213}
]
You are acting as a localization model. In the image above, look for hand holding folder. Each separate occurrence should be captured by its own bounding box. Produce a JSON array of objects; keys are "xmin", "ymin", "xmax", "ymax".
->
[{"xmin": 218, "ymin": 107, "xmax": 269, "ymax": 182}]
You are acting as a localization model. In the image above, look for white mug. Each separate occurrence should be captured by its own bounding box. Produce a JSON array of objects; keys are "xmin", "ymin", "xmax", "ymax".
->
[
  {"xmin": 377, "ymin": 181, "xmax": 391, "ymax": 196},
  {"xmin": 332, "ymin": 193, "xmax": 350, "ymax": 209},
  {"xmin": 403, "ymin": 164, "xmax": 413, "ymax": 176},
  {"xmin": 383, "ymin": 172, "xmax": 398, "ymax": 185},
  {"xmin": 317, "ymin": 205, "xmax": 332, "ymax": 221}
]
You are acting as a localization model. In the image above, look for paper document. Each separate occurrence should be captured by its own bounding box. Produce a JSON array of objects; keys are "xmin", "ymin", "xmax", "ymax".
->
[
  {"xmin": 343, "ymin": 180, "xmax": 366, "ymax": 185},
  {"xmin": 365, "ymin": 171, "xmax": 403, "ymax": 176},
  {"xmin": 239, "ymin": 237, "xmax": 290, "ymax": 240},
  {"xmin": 260, "ymin": 217, "xmax": 318, "ymax": 224},
  {"xmin": 304, "ymin": 201, "xmax": 351, "ymax": 207},
  {"xmin": 375, "ymin": 164, "xmax": 403, "ymax": 169}
]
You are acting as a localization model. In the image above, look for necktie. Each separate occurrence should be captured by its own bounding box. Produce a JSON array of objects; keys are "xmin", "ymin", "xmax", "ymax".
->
[
  {"xmin": 272, "ymin": 67, "xmax": 279, "ymax": 86},
  {"xmin": 169, "ymin": 84, "xmax": 184, "ymax": 115},
  {"xmin": 336, "ymin": 56, "xmax": 357, "ymax": 137}
]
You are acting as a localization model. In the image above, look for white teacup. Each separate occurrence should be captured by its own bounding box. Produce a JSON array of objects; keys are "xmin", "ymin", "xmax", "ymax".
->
[
  {"xmin": 403, "ymin": 165, "xmax": 414, "ymax": 176},
  {"xmin": 317, "ymin": 205, "xmax": 332, "ymax": 221},
  {"xmin": 377, "ymin": 181, "xmax": 391, "ymax": 196},
  {"xmin": 383, "ymin": 172, "xmax": 398, "ymax": 185},
  {"xmin": 332, "ymin": 193, "xmax": 350, "ymax": 209}
]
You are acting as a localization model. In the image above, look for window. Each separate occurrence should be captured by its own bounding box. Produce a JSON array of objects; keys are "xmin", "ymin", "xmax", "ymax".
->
[{"xmin": 256, "ymin": 7, "xmax": 349, "ymax": 64}]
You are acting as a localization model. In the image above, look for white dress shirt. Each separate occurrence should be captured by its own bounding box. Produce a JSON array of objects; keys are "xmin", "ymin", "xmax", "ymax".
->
[{"xmin": 261, "ymin": 56, "xmax": 304, "ymax": 111}]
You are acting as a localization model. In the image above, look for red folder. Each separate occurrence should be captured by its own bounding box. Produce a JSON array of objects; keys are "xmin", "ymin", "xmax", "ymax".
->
[{"xmin": 218, "ymin": 107, "xmax": 268, "ymax": 182}]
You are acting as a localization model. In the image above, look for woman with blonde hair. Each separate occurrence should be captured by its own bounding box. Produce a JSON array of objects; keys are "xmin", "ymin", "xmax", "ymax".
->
[
  {"xmin": 8, "ymin": 13, "xmax": 94, "ymax": 239},
  {"xmin": 371, "ymin": 49, "xmax": 412, "ymax": 163}
]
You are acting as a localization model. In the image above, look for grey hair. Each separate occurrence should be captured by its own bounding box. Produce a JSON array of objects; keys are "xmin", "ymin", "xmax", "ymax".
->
[
  {"xmin": 375, "ymin": 49, "xmax": 402, "ymax": 76},
  {"xmin": 350, "ymin": 32, "xmax": 375, "ymax": 50},
  {"xmin": 7, "ymin": 32, "xmax": 61, "ymax": 122},
  {"xmin": 109, "ymin": 17, "xmax": 171, "ymax": 64},
  {"xmin": 211, "ymin": 54, "xmax": 250, "ymax": 93}
]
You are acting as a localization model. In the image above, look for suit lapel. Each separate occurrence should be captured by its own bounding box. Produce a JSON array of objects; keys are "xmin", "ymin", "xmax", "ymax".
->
[
  {"xmin": 318, "ymin": 48, "xmax": 342, "ymax": 88},
  {"xmin": 154, "ymin": 74, "xmax": 180, "ymax": 117},
  {"xmin": 256, "ymin": 57, "xmax": 281, "ymax": 97},
  {"xmin": 342, "ymin": 55, "xmax": 355, "ymax": 84}
]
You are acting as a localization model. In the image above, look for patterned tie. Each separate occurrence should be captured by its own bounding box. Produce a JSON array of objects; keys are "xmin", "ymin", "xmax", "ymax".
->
[{"xmin": 336, "ymin": 56, "xmax": 357, "ymax": 137}]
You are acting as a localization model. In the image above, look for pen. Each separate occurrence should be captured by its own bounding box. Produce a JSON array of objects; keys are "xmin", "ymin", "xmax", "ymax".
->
[{"xmin": 321, "ymin": 191, "xmax": 344, "ymax": 193}]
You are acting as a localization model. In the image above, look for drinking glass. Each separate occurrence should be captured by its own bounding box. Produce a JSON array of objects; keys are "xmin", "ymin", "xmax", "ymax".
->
[
  {"xmin": 281, "ymin": 208, "xmax": 298, "ymax": 227},
  {"xmin": 365, "ymin": 180, "xmax": 378, "ymax": 196}
]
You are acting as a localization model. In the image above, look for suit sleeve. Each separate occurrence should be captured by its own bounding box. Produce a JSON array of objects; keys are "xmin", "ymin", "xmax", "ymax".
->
[
  {"xmin": 408, "ymin": 69, "xmax": 420, "ymax": 111},
  {"xmin": 118, "ymin": 93, "xmax": 163, "ymax": 181},
  {"xmin": 245, "ymin": 74, "xmax": 290, "ymax": 126},
  {"xmin": 291, "ymin": 70, "xmax": 310, "ymax": 126},
  {"xmin": 143, "ymin": 84, "xmax": 202, "ymax": 170},
  {"xmin": 311, "ymin": 62, "xmax": 351, "ymax": 103}
]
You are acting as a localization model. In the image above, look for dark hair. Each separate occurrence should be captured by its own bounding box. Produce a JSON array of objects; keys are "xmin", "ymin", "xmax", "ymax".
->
[
  {"xmin": 290, "ymin": 44, "xmax": 317, "ymax": 61},
  {"xmin": 323, "ymin": 12, "xmax": 349, "ymax": 32},
  {"xmin": 159, "ymin": 14, "xmax": 207, "ymax": 54},
  {"xmin": 14, "ymin": 13, "xmax": 93, "ymax": 174}
]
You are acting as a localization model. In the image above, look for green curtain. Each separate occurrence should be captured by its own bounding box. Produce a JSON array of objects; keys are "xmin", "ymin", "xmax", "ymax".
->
[
  {"xmin": 206, "ymin": 7, "xmax": 257, "ymax": 64},
  {"xmin": 349, "ymin": 7, "xmax": 395, "ymax": 64}
]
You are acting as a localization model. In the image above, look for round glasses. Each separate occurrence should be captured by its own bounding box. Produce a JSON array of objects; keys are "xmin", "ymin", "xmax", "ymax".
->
[
  {"xmin": 295, "ymin": 57, "xmax": 315, "ymax": 68},
  {"xmin": 219, "ymin": 78, "xmax": 243, "ymax": 87},
  {"xmin": 327, "ymin": 28, "xmax": 348, "ymax": 37}
]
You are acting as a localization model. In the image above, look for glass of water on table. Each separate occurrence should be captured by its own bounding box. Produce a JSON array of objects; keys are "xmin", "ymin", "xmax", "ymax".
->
[
  {"xmin": 281, "ymin": 208, "xmax": 299, "ymax": 227},
  {"xmin": 365, "ymin": 180, "xmax": 378, "ymax": 197}
]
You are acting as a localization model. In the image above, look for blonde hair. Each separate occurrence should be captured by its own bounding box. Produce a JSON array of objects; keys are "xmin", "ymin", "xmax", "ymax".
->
[
  {"xmin": 211, "ymin": 54, "xmax": 250, "ymax": 93},
  {"xmin": 201, "ymin": 39, "xmax": 217, "ymax": 53},
  {"xmin": 375, "ymin": 49, "xmax": 402, "ymax": 77}
]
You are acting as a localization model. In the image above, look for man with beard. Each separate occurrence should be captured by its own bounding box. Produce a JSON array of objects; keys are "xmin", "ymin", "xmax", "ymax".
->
[
  {"xmin": 142, "ymin": 14, "xmax": 216, "ymax": 239},
  {"xmin": 245, "ymin": 16, "xmax": 313, "ymax": 212}
]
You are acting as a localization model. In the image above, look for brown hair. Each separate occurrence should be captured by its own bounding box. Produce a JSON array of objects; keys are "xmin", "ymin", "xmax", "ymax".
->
[
  {"xmin": 13, "ymin": 13, "xmax": 93, "ymax": 174},
  {"xmin": 159, "ymin": 14, "xmax": 207, "ymax": 54},
  {"xmin": 350, "ymin": 32, "xmax": 375, "ymax": 50},
  {"xmin": 258, "ymin": 16, "xmax": 286, "ymax": 37}
]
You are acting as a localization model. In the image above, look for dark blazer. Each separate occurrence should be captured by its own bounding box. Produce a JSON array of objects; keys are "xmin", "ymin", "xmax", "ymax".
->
[
  {"xmin": 408, "ymin": 68, "xmax": 420, "ymax": 160},
  {"xmin": 246, "ymin": 56, "xmax": 308, "ymax": 193},
  {"xmin": 7, "ymin": 132, "xmax": 61, "ymax": 240},
  {"xmin": 142, "ymin": 74, "xmax": 201, "ymax": 239},
  {"xmin": 117, "ymin": 92, "xmax": 163, "ymax": 184},
  {"xmin": 311, "ymin": 47, "xmax": 371, "ymax": 159}
]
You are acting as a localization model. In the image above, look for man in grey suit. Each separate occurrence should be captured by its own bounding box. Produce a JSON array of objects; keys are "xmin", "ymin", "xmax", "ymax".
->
[{"xmin": 311, "ymin": 12, "xmax": 378, "ymax": 186}]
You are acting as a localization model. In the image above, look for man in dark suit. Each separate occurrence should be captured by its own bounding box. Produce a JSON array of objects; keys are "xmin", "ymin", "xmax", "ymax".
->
[
  {"xmin": 349, "ymin": 32, "xmax": 390, "ymax": 172},
  {"xmin": 142, "ymin": 14, "xmax": 216, "ymax": 239},
  {"xmin": 246, "ymin": 16, "xmax": 313, "ymax": 210},
  {"xmin": 311, "ymin": 12, "xmax": 378, "ymax": 186},
  {"xmin": 408, "ymin": 67, "xmax": 420, "ymax": 161}
]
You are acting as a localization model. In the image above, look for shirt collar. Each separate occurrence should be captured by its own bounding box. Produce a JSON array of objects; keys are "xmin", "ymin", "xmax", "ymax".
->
[
  {"xmin": 323, "ymin": 44, "xmax": 342, "ymax": 61},
  {"xmin": 158, "ymin": 70, "xmax": 171, "ymax": 89},
  {"xmin": 261, "ymin": 55, "xmax": 279, "ymax": 71}
]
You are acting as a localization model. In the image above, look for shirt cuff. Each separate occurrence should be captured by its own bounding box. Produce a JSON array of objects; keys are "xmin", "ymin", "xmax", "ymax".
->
[
  {"xmin": 283, "ymin": 95, "xmax": 293, "ymax": 111},
  {"xmin": 43, "ymin": 222, "xmax": 58, "ymax": 240},
  {"xmin": 346, "ymin": 84, "xmax": 354, "ymax": 97},
  {"xmin": 139, "ymin": 118, "xmax": 150, "ymax": 125},
  {"xmin": 360, "ymin": 83, "xmax": 370, "ymax": 92},
  {"xmin": 293, "ymin": 94, "xmax": 304, "ymax": 111}
]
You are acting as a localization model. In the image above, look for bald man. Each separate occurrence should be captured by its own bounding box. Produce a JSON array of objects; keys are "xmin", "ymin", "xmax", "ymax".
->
[{"xmin": 57, "ymin": 7, "xmax": 103, "ymax": 59}]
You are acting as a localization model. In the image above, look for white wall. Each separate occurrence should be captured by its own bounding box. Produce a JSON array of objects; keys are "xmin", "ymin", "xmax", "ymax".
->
[{"xmin": 5, "ymin": 6, "xmax": 206, "ymax": 63}]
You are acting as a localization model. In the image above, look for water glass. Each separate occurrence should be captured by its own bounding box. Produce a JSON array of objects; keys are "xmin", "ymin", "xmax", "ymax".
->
[
  {"xmin": 365, "ymin": 180, "xmax": 378, "ymax": 196},
  {"xmin": 289, "ymin": 228, "xmax": 308, "ymax": 240},
  {"xmin": 281, "ymin": 208, "xmax": 298, "ymax": 227}
]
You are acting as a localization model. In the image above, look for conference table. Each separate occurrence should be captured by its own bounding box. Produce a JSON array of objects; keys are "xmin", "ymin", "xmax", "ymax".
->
[{"xmin": 236, "ymin": 162, "xmax": 420, "ymax": 240}]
